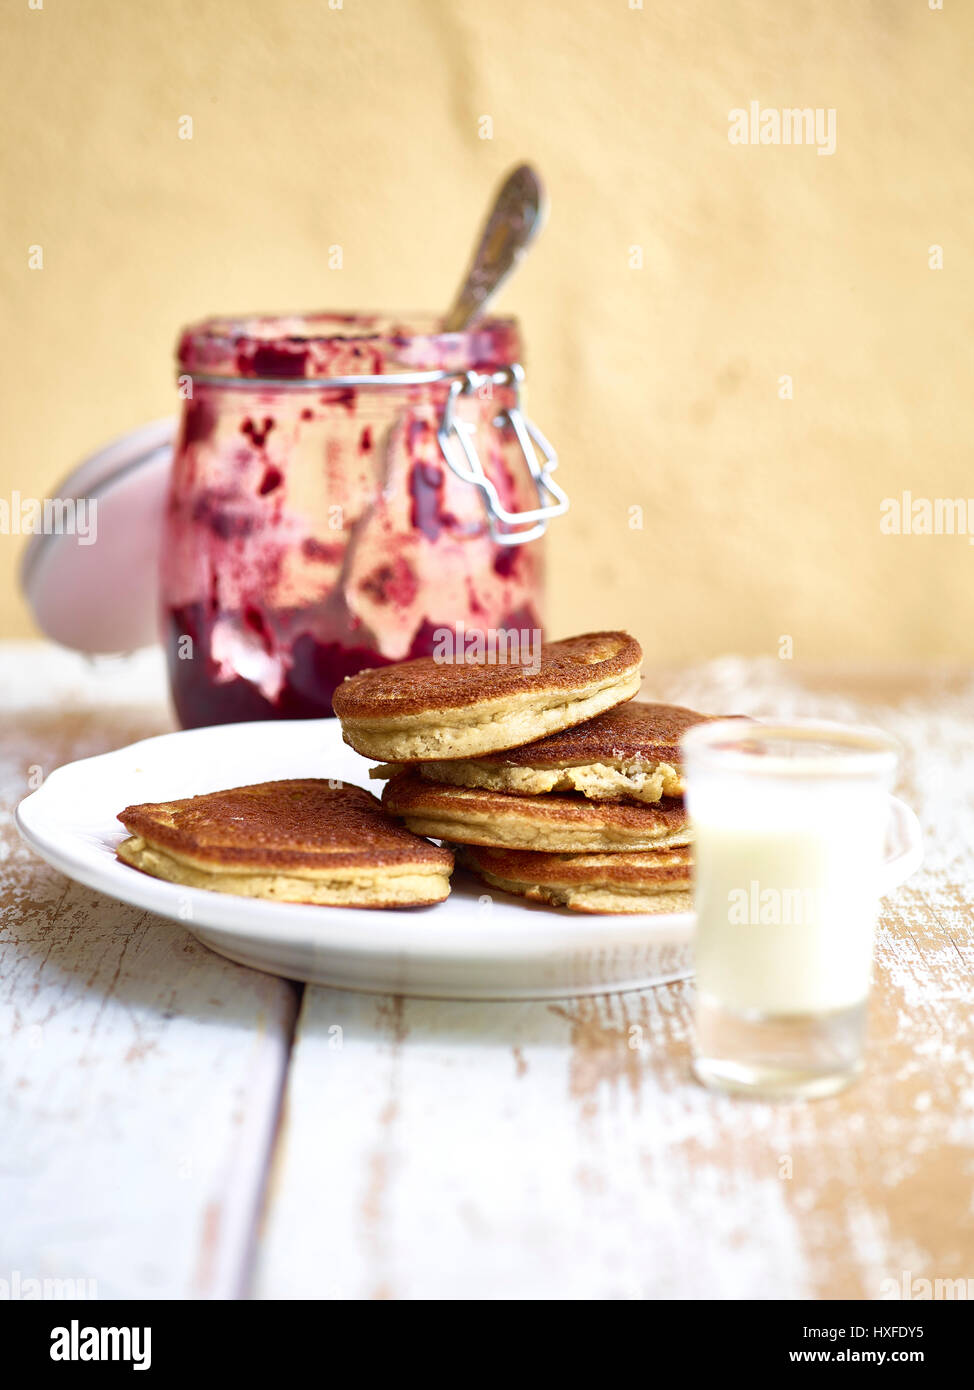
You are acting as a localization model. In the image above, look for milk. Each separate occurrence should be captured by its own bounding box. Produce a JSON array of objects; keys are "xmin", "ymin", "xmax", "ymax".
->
[{"xmin": 690, "ymin": 782, "xmax": 888, "ymax": 1017}]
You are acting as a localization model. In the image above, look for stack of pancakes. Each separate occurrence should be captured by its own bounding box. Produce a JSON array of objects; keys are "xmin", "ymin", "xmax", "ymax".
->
[
  {"xmin": 334, "ymin": 631, "xmax": 718, "ymax": 914},
  {"xmin": 116, "ymin": 630, "xmax": 730, "ymax": 915}
]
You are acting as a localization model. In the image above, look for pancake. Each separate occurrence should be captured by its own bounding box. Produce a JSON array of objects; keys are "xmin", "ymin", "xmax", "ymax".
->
[
  {"xmin": 371, "ymin": 700, "xmax": 720, "ymax": 803},
  {"xmin": 459, "ymin": 843, "xmax": 694, "ymax": 914},
  {"xmin": 117, "ymin": 779, "xmax": 453, "ymax": 907},
  {"xmin": 381, "ymin": 771, "xmax": 691, "ymax": 852},
  {"xmin": 332, "ymin": 631, "xmax": 642, "ymax": 762}
]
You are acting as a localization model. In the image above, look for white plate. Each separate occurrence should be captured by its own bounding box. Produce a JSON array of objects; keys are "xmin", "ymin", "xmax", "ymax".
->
[{"xmin": 15, "ymin": 719, "xmax": 924, "ymax": 1000}]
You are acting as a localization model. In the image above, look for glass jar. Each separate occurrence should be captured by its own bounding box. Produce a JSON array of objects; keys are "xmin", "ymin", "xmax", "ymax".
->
[{"xmin": 163, "ymin": 312, "xmax": 565, "ymax": 726}]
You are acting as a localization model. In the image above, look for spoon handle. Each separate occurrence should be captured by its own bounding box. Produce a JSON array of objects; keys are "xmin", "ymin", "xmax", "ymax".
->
[{"xmin": 442, "ymin": 164, "xmax": 546, "ymax": 333}]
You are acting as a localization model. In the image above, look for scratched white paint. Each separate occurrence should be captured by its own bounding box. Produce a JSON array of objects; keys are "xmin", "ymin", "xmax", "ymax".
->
[
  {"xmin": 254, "ymin": 987, "xmax": 811, "ymax": 1299},
  {"xmin": 0, "ymin": 644, "xmax": 298, "ymax": 1299}
]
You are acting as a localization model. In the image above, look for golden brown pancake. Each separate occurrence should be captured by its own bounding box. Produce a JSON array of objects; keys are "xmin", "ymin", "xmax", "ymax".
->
[
  {"xmin": 372, "ymin": 700, "xmax": 720, "ymax": 803},
  {"xmin": 459, "ymin": 843, "xmax": 694, "ymax": 914},
  {"xmin": 332, "ymin": 631, "xmax": 642, "ymax": 762},
  {"xmin": 381, "ymin": 771, "xmax": 691, "ymax": 853},
  {"xmin": 117, "ymin": 779, "xmax": 453, "ymax": 907}
]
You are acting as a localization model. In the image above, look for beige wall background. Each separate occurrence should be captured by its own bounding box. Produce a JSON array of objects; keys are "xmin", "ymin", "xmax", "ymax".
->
[{"xmin": 2, "ymin": 0, "xmax": 971, "ymax": 659}]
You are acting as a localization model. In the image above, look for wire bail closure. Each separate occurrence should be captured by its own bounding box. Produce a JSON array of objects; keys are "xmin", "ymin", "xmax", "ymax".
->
[
  {"xmin": 185, "ymin": 359, "xmax": 569, "ymax": 548},
  {"xmin": 437, "ymin": 364, "xmax": 569, "ymax": 547}
]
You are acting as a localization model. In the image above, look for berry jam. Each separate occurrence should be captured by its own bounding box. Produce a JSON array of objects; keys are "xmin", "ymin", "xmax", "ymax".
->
[{"xmin": 164, "ymin": 313, "xmax": 545, "ymax": 725}]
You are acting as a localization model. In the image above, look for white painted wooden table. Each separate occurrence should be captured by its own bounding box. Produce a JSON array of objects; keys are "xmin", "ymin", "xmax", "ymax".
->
[{"xmin": 2, "ymin": 643, "xmax": 972, "ymax": 1300}]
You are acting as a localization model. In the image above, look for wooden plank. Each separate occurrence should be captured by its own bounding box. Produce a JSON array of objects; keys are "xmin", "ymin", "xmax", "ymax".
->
[
  {"xmin": 0, "ymin": 648, "xmax": 299, "ymax": 1299},
  {"xmin": 255, "ymin": 664, "xmax": 974, "ymax": 1299}
]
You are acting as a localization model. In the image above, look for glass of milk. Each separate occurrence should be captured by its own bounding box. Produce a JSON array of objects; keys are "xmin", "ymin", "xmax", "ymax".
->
[{"xmin": 681, "ymin": 719, "xmax": 899, "ymax": 1099}]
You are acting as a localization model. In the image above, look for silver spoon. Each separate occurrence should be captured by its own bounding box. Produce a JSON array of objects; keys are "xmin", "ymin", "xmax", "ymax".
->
[{"xmin": 442, "ymin": 164, "xmax": 546, "ymax": 333}]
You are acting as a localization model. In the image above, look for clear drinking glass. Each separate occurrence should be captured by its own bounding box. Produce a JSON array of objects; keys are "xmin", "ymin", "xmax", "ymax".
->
[{"xmin": 681, "ymin": 719, "xmax": 899, "ymax": 1100}]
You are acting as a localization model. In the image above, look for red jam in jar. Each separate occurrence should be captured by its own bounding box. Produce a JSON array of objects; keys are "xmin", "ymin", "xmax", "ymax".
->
[{"xmin": 163, "ymin": 312, "xmax": 557, "ymax": 726}]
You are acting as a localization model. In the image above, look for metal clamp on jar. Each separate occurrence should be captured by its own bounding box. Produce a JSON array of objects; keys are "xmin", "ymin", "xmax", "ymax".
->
[{"xmin": 438, "ymin": 364, "xmax": 567, "ymax": 546}]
